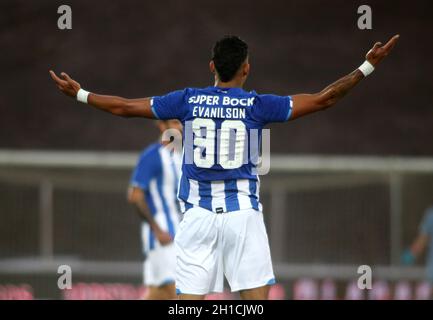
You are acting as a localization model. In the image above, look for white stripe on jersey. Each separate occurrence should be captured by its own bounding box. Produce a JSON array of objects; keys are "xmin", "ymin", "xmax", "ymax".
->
[
  {"xmin": 149, "ymin": 179, "xmax": 168, "ymax": 250},
  {"xmin": 179, "ymin": 199, "xmax": 186, "ymax": 213},
  {"xmin": 178, "ymin": 177, "xmax": 262, "ymax": 213},
  {"xmin": 141, "ymin": 223, "xmax": 150, "ymax": 253},
  {"xmin": 257, "ymin": 175, "xmax": 263, "ymax": 212},
  {"xmin": 187, "ymin": 178, "xmax": 200, "ymax": 205},
  {"xmin": 159, "ymin": 147, "xmax": 181, "ymax": 230},
  {"xmin": 178, "ymin": 148, "xmax": 187, "ymax": 213},
  {"xmin": 211, "ymin": 181, "xmax": 227, "ymax": 212},
  {"xmin": 236, "ymin": 179, "xmax": 252, "ymax": 210}
]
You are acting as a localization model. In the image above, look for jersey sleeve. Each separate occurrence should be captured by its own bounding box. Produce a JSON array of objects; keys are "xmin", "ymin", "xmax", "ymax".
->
[
  {"xmin": 253, "ymin": 94, "xmax": 293, "ymax": 124},
  {"xmin": 420, "ymin": 208, "xmax": 433, "ymax": 236},
  {"xmin": 130, "ymin": 148, "xmax": 161, "ymax": 190},
  {"xmin": 150, "ymin": 89, "xmax": 188, "ymax": 120}
]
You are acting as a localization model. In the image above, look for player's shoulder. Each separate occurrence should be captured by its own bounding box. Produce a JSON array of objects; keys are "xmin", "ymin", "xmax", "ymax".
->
[
  {"xmin": 156, "ymin": 87, "xmax": 195, "ymax": 101},
  {"xmin": 181, "ymin": 86, "xmax": 213, "ymax": 96},
  {"xmin": 169, "ymin": 87, "xmax": 196, "ymax": 96},
  {"xmin": 254, "ymin": 91, "xmax": 290, "ymax": 101}
]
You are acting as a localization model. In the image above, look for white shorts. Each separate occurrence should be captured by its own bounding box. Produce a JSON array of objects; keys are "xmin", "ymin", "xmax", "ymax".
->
[
  {"xmin": 174, "ymin": 207, "xmax": 275, "ymax": 295},
  {"xmin": 143, "ymin": 243, "xmax": 176, "ymax": 287}
]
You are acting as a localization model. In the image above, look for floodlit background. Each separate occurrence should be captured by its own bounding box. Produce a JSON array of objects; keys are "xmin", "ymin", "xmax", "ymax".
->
[{"xmin": 1, "ymin": 0, "xmax": 433, "ymax": 299}]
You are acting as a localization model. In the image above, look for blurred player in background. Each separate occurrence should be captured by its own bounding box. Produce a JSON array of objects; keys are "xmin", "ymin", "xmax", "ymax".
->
[
  {"xmin": 402, "ymin": 206, "xmax": 433, "ymax": 284},
  {"xmin": 127, "ymin": 120, "xmax": 182, "ymax": 299},
  {"xmin": 49, "ymin": 33, "xmax": 398, "ymax": 300}
]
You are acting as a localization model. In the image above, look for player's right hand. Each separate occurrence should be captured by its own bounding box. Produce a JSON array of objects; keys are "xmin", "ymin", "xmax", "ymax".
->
[
  {"xmin": 365, "ymin": 34, "xmax": 400, "ymax": 67},
  {"xmin": 49, "ymin": 70, "xmax": 81, "ymax": 98},
  {"xmin": 155, "ymin": 230, "xmax": 173, "ymax": 246}
]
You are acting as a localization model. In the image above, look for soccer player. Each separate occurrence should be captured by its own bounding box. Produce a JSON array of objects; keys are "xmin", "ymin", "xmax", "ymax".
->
[
  {"xmin": 49, "ymin": 34, "xmax": 399, "ymax": 300},
  {"xmin": 128, "ymin": 120, "xmax": 182, "ymax": 300},
  {"xmin": 402, "ymin": 206, "xmax": 433, "ymax": 284}
]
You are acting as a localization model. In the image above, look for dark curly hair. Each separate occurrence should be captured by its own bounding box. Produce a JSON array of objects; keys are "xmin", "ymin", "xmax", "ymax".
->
[{"xmin": 212, "ymin": 35, "xmax": 248, "ymax": 82}]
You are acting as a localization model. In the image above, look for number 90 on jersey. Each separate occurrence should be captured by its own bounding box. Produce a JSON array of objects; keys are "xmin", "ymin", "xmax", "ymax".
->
[{"xmin": 184, "ymin": 118, "xmax": 270, "ymax": 174}]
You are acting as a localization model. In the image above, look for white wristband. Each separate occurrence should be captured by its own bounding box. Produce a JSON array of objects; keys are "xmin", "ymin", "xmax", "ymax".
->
[
  {"xmin": 76, "ymin": 88, "xmax": 90, "ymax": 104},
  {"xmin": 358, "ymin": 61, "xmax": 375, "ymax": 77}
]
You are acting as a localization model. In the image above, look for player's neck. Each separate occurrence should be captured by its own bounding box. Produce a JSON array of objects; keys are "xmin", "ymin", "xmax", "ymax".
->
[{"xmin": 214, "ymin": 78, "xmax": 244, "ymax": 89}]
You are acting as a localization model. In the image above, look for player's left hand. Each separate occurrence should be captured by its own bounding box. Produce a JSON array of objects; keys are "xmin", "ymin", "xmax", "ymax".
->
[
  {"xmin": 366, "ymin": 34, "xmax": 400, "ymax": 67},
  {"xmin": 49, "ymin": 70, "xmax": 81, "ymax": 98}
]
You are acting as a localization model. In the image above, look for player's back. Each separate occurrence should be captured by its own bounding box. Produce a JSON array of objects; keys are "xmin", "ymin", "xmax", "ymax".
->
[{"xmin": 151, "ymin": 86, "xmax": 292, "ymax": 213}]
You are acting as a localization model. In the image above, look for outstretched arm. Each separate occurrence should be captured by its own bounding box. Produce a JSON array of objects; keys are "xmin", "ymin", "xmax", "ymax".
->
[
  {"xmin": 290, "ymin": 34, "xmax": 400, "ymax": 120},
  {"xmin": 49, "ymin": 70, "xmax": 155, "ymax": 118}
]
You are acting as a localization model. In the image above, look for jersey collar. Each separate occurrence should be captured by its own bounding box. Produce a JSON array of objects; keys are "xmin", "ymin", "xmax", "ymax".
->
[{"xmin": 207, "ymin": 86, "xmax": 246, "ymax": 94}]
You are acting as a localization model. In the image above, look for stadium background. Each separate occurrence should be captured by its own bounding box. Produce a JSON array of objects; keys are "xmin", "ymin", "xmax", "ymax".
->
[{"xmin": 1, "ymin": 0, "xmax": 433, "ymax": 299}]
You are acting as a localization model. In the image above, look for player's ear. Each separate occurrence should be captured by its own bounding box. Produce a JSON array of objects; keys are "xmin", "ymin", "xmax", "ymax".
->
[
  {"xmin": 242, "ymin": 61, "xmax": 250, "ymax": 77},
  {"xmin": 209, "ymin": 60, "xmax": 216, "ymax": 74}
]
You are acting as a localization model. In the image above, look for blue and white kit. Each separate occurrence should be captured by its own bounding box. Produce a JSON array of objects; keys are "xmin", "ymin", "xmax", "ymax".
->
[
  {"xmin": 130, "ymin": 143, "xmax": 182, "ymax": 287},
  {"xmin": 151, "ymin": 86, "xmax": 293, "ymax": 294},
  {"xmin": 419, "ymin": 207, "xmax": 433, "ymax": 282}
]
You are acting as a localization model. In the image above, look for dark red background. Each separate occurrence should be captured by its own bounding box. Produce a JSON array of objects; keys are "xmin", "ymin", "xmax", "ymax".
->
[{"xmin": 1, "ymin": 0, "xmax": 432, "ymax": 155}]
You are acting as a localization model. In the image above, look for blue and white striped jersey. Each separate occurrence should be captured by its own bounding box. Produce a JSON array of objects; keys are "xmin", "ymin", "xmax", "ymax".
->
[
  {"xmin": 130, "ymin": 143, "xmax": 182, "ymax": 253},
  {"xmin": 420, "ymin": 207, "xmax": 433, "ymax": 281},
  {"xmin": 151, "ymin": 86, "xmax": 292, "ymax": 213}
]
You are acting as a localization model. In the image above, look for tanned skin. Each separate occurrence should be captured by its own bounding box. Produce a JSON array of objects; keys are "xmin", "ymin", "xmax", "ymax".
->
[
  {"xmin": 50, "ymin": 34, "xmax": 399, "ymax": 300},
  {"xmin": 128, "ymin": 186, "xmax": 173, "ymax": 246}
]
